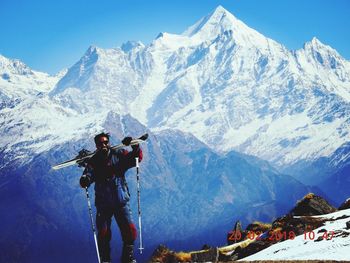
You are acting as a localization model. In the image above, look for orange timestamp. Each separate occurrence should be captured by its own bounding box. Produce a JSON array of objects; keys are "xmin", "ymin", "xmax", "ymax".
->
[{"xmin": 228, "ymin": 230, "xmax": 335, "ymax": 242}]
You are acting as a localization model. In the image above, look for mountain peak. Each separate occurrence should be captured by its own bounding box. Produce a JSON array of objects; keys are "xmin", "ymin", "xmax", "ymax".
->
[
  {"xmin": 0, "ymin": 54, "xmax": 16, "ymax": 67},
  {"xmin": 182, "ymin": 5, "xmax": 239, "ymax": 38},
  {"xmin": 181, "ymin": 6, "xmax": 272, "ymax": 48},
  {"xmin": 0, "ymin": 54, "xmax": 10, "ymax": 69},
  {"xmin": 0, "ymin": 53, "xmax": 7, "ymax": 61},
  {"xmin": 85, "ymin": 45, "xmax": 99, "ymax": 56},
  {"xmin": 303, "ymin": 37, "xmax": 335, "ymax": 52},
  {"xmin": 302, "ymin": 37, "xmax": 342, "ymax": 65},
  {"xmin": 305, "ymin": 37, "xmax": 327, "ymax": 49},
  {"xmin": 311, "ymin": 36, "xmax": 321, "ymax": 44},
  {"xmin": 211, "ymin": 5, "xmax": 231, "ymax": 17},
  {"xmin": 0, "ymin": 54, "xmax": 33, "ymax": 75},
  {"xmin": 121, "ymin": 41, "xmax": 144, "ymax": 53}
]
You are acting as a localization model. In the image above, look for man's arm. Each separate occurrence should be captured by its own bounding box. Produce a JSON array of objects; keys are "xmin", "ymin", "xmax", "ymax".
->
[{"xmin": 119, "ymin": 144, "xmax": 143, "ymax": 171}]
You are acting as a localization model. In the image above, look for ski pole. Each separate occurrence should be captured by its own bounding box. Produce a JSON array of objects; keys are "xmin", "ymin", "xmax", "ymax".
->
[
  {"xmin": 85, "ymin": 187, "xmax": 101, "ymax": 263},
  {"xmin": 135, "ymin": 157, "xmax": 144, "ymax": 254}
]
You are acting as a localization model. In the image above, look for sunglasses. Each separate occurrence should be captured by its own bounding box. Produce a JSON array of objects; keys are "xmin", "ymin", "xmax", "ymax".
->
[{"xmin": 98, "ymin": 140, "xmax": 109, "ymax": 145}]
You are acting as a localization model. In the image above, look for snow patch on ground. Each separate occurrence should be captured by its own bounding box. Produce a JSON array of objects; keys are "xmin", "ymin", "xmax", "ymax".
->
[{"xmin": 241, "ymin": 209, "xmax": 350, "ymax": 261}]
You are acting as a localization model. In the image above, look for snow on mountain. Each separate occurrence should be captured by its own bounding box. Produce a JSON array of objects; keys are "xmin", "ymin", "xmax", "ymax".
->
[
  {"xmin": 1, "ymin": 6, "xmax": 350, "ymax": 174},
  {"xmin": 43, "ymin": 6, "xmax": 350, "ymax": 171},
  {"xmin": 50, "ymin": 45, "xmax": 144, "ymax": 114},
  {"xmin": 121, "ymin": 40, "xmax": 145, "ymax": 53},
  {"xmin": 0, "ymin": 55, "xmax": 107, "ymax": 168},
  {"xmin": 241, "ymin": 208, "xmax": 350, "ymax": 261},
  {"xmin": 182, "ymin": 5, "xmax": 278, "ymax": 50},
  {"xmin": 295, "ymin": 37, "xmax": 350, "ymax": 101},
  {"xmin": 159, "ymin": 8, "xmax": 350, "ymax": 167},
  {"xmin": 0, "ymin": 95, "xmax": 107, "ymax": 168},
  {"xmin": 0, "ymin": 54, "xmax": 59, "ymax": 107},
  {"xmin": 0, "ymin": 55, "xmax": 75, "ymax": 167}
]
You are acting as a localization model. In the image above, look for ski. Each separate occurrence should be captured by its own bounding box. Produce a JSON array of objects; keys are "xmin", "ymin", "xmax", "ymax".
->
[{"xmin": 52, "ymin": 134, "xmax": 149, "ymax": 170}]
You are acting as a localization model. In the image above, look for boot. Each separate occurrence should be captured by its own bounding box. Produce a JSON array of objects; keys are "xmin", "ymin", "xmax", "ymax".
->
[{"xmin": 121, "ymin": 244, "xmax": 136, "ymax": 263}]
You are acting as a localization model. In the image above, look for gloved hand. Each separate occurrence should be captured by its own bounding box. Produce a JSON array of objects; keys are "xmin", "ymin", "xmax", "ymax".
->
[
  {"xmin": 80, "ymin": 175, "xmax": 90, "ymax": 188},
  {"xmin": 122, "ymin": 136, "xmax": 132, "ymax": 146},
  {"xmin": 131, "ymin": 143, "xmax": 139, "ymax": 151}
]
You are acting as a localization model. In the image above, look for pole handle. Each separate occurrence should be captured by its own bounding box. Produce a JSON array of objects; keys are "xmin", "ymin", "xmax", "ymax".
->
[{"xmin": 135, "ymin": 157, "xmax": 139, "ymax": 168}]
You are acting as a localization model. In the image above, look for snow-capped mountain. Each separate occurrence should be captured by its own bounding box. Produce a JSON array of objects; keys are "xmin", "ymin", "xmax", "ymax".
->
[
  {"xmin": 0, "ymin": 5, "xmax": 348, "ymax": 203},
  {"xmin": 2, "ymin": 6, "xmax": 349, "ymax": 172},
  {"xmin": 0, "ymin": 54, "xmax": 61, "ymax": 107},
  {"xmin": 1, "ymin": 5, "xmax": 349, "ymax": 262},
  {"xmin": 43, "ymin": 6, "xmax": 350, "ymax": 171},
  {"xmin": 0, "ymin": 4, "xmax": 348, "ymax": 205}
]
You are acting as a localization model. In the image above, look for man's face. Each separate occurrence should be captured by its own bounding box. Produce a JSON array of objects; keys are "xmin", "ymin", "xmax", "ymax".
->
[{"xmin": 96, "ymin": 136, "xmax": 110, "ymax": 153}]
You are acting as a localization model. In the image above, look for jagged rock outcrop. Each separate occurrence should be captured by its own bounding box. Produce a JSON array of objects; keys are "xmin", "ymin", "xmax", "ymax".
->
[
  {"xmin": 289, "ymin": 193, "xmax": 337, "ymax": 216},
  {"xmin": 227, "ymin": 220, "xmax": 244, "ymax": 244}
]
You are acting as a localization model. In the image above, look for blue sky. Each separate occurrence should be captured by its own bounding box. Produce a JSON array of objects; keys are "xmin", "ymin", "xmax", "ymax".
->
[{"xmin": 0, "ymin": 0, "xmax": 349, "ymax": 74}]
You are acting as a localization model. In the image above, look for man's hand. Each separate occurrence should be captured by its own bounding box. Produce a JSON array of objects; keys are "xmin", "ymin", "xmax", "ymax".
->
[
  {"xmin": 122, "ymin": 136, "xmax": 140, "ymax": 150},
  {"xmin": 122, "ymin": 136, "xmax": 133, "ymax": 146},
  {"xmin": 131, "ymin": 143, "xmax": 139, "ymax": 151},
  {"xmin": 80, "ymin": 175, "xmax": 90, "ymax": 188}
]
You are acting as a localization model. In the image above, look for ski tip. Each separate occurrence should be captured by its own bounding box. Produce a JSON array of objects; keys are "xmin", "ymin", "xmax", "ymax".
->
[
  {"xmin": 51, "ymin": 164, "xmax": 66, "ymax": 170},
  {"xmin": 139, "ymin": 133, "xmax": 149, "ymax": 141},
  {"xmin": 51, "ymin": 160, "xmax": 77, "ymax": 170}
]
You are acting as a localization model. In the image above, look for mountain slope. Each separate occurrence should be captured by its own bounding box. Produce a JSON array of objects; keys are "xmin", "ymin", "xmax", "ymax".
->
[
  {"xmin": 0, "ymin": 54, "xmax": 61, "ymax": 109},
  {"xmin": 0, "ymin": 114, "xmax": 311, "ymax": 262},
  {"xmin": 43, "ymin": 6, "xmax": 350, "ymax": 172},
  {"xmin": 1, "ymin": 6, "xmax": 349, "ymax": 174}
]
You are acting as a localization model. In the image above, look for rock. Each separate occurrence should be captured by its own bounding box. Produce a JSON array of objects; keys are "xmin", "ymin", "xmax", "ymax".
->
[
  {"xmin": 235, "ymin": 240, "xmax": 269, "ymax": 260},
  {"xmin": 227, "ymin": 220, "xmax": 247, "ymax": 244},
  {"xmin": 234, "ymin": 220, "xmax": 243, "ymax": 232},
  {"xmin": 201, "ymin": 244, "xmax": 211, "ymax": 250},
  {"xmin": 245, "ymin": 221, "xmax": 271, "ymax": 232},
  {"xmin": 338, "ymin": 198, "xmax": 350, "ymax": 210},
  {"xmin": 289, "ymin": 193, "xmax": 337, "ymax": 216},
  {"xmin": 191, "ymin": 247, "xmax": 218, "ymax": 262},
  {"xmin": 150, "ymin": 244, "xmax": 175, "ymax": 262}
]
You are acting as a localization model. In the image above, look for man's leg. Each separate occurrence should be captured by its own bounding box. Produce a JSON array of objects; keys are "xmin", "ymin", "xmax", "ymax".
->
[
  {"xmin": 96, "ymin": 207, "xmax": 113, "ymax": 262},
  {"xmin": 114, "ymin": 203, "xmax": 137, "ymax": 263}
]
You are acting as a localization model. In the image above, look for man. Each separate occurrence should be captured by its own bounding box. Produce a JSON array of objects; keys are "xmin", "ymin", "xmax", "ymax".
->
[{"xmin": 80, "ymin": 132, "xmax": 143, "ymax": 263}]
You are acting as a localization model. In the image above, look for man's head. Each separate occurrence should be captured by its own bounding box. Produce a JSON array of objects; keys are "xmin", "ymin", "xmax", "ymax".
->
[{"xmin": 94, "ymin": 132, "xmax": 110, "ymax": 153}]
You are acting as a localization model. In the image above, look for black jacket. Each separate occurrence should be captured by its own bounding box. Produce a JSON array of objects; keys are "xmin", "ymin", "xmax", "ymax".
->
[{"xmin": 82, "ymin": 147, "xmax": 143, "ymax": 207}]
